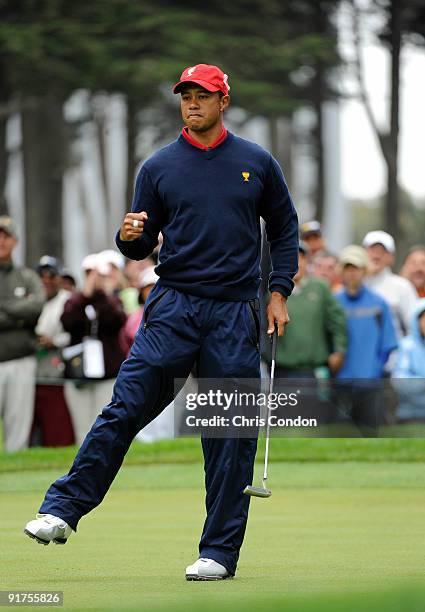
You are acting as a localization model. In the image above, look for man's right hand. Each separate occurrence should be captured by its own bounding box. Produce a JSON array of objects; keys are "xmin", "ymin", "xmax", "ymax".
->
[{"xmin": 119, "ymin": 212, "xmax": 148, "ymax": 241}]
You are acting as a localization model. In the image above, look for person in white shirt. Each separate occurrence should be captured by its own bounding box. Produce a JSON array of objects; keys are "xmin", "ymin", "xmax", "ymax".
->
[
  {"xmin": 363, "ymin": 231, "xmax": 418, "ymax": 338},
  {"xmin": 33, "ymin": 256, "xmax": 75, "ymax": 447},
  {"xmin": 35, "ymin": 257, "xmax": 71, "ymax": 358}
]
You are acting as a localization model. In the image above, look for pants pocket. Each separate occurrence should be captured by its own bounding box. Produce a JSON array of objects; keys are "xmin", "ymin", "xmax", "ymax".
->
[
  {"xmin": 143, "ymin": 288, "xmax": 171, "ymax": 329},
  {"xmin": 245, "ymin": 299, "xmax": 260, "ymax": 349}
]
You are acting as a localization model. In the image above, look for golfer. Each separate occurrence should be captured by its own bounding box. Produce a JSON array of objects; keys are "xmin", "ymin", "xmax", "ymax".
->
[{"xmin": 24, "ymin": 64, "xmax": 299, "ymax": 580}]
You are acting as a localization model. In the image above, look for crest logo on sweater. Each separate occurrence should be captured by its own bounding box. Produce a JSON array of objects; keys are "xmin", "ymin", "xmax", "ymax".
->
[{"xmin": 242, "ymin": 172, "xmax": 250, "ymax": 182}]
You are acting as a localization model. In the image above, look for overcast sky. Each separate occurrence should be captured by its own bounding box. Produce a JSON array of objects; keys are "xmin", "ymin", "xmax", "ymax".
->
[{"xmin": 339, "ymin": 36, "xmax": 425, "ymax": 202}]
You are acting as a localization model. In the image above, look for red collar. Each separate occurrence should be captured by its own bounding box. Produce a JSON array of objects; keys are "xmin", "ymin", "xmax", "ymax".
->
[{"xmin": 182, "ymin": 125, "xmax": 228, "ymax": 150}]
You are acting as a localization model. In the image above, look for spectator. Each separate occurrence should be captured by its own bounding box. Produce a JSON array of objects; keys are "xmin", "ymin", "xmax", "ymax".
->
[
  {"xmin": 363, "ymin": 230, "xmax": 418, "ymax": 337},
  {"xmin": 98, "ymin": 249, "xmax": 127, "ymax": 295},
  {"xmin": 99, "ymin": 249, "xmax": 125, "ymax": 274},
  {"xmin": 120, "ymin": 266, "xmax": 159, "ymax": 356},
  {"xmin": 312, "ymin": 250, "xmax": 342, "ymax": 292},
  {"xmin": 128, "ymin": 266, "xmax": 176, "ymax": 444},
  {"xmin": 60, "ymin": 269, "xmax": 77, "ymax": 293},
  {"xmin": 334, "ymin": 246, "xmax": 398, "ymax": 430},
  {"xmin": 400, "ymin": 245, "xmax": 425, "ymax": 298},
  {"xmin": 124, "ymin": 257, "xmax": 156, "ymax": 288},
  {"xmin": 32, "ymin": 256, "xmax": 75, "ymax": 447},
  {"xmin": 275, "ymin": 242, "xmax": 347, "ymax": 377},
  {"xmin": 300, "ymin": 220, "xmax": 326, "ymax": 258},
  {"xmin": 392, "ymin": 299, "xmax": 425, "ymax": 423},
  {"xmin": 97, "ymin": 249, "xmax": 143, "ymax": 315},
  {"xmin": 122, "ymin": 256, "xmax": 158, "ymax": 315},
  {"xmin": 336, "ymin": 246, "xmax": 397, "ymax": 378},
  {"xmin": 0, "ymin": 216, "xmax": 44, "ymax": 452},
  {"xmin": 35, "ymin": 257, "xmax": 71, "ymax": 363},
  {"xmin": 61, "ymin": 253, "xmax": 127, "ymax": 445},
  {"xmin": 274, "ymin": 242, "xmax": 347, "ymax": 424}
]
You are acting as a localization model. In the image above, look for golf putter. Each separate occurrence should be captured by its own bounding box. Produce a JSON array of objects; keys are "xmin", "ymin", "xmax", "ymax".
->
[{"xmin": 243, "ymin": 326, "xmax": 278, "ymax": 498}]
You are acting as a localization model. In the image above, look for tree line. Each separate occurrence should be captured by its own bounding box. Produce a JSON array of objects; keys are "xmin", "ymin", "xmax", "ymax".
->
[{"xmin": 0, "ymin": 0, "xmax": 423, "ymax": 263}]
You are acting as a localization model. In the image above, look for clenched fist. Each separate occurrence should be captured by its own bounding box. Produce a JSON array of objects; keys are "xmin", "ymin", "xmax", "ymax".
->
[{"xmin": 119, "ymin": 212, "xmax": 148, "ymax": 241}]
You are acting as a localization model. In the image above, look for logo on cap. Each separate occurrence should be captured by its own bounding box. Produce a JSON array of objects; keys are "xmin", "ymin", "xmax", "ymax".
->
[
  {"xmin": 242, "ymin": 172, "xmax": 250, "ymax": 182},
  {"xmin": 173, "ymin": 64, "xmax": 230, "ymax": 96}
]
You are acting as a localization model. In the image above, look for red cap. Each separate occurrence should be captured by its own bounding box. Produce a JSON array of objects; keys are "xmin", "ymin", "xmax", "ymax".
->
[{"xmin": 173, "ymin": 64, "xmax": 230, "ymax": 96}]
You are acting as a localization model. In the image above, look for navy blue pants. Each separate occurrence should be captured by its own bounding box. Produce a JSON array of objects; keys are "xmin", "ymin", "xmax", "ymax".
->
[{"xmin": 40, "ymin": 284, "xmax": 260, "ymax": 575}]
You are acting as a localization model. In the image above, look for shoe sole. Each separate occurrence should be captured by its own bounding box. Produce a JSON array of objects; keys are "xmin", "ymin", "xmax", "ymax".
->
[
  {"xmin": 186, "ymin": 574, "xmax": 232, "ymax": 581},
  {"xmin": 24, "ymin": 529, "xmax": 68, "ymax": 546}
]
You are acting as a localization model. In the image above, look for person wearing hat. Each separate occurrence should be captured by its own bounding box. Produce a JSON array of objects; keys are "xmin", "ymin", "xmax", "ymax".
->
[
  {"xmin": 35, "ymin": 256, "xmax": 71, "ymax": 357},
  {"xmin": 335, "ymin": 245, "xmax": 397, "ymax": 378},
  {"xmin": 334, "ymin": 245, "xmax": 398, "ymax": 432},
  {"xmin": 0, "ymin": 216, "xmax": 45, "ymax": 452},
  {"xmin": 363, "ymin": 230, "xmax": 417, "ymax": 337},
  {"xmin": 97, "ymin": 249, "xmax": 127, "ymax": 297},
  {"xmin": 59, "ymin": 253, "xmax": 127, "ymax": 446},
  {"xmin": 300, "ymin": 220, "xmax": 326, "ymax": 258},
  {"xmin": 60, "ymin": 269, "xmax": 77, "ymax": 293},
  {"xmin": 26, "ymin": 64, "xmax": 299, "ymax": 581},
  {"xmin": 32, "ymin": 256, "xmax": 75, "ymax": 447}
]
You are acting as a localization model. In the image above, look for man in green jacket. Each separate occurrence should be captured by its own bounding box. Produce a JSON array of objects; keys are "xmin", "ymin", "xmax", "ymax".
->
[
  {"xmin": 275, "ymin": 242, "xmax": 347, "ymax": 424},
  {"xmin": 0, "ymin": 217, "xmax": 45, "ymax": 451},
  {"xmin": 276, "ymin": 242, "xmax": 347, "ymax": 375}
]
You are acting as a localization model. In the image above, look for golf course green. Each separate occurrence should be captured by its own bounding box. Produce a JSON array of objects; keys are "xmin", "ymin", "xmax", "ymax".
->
[{"xmin": 1, "ymin": 439, "xmax": 425, "ymax": 610}]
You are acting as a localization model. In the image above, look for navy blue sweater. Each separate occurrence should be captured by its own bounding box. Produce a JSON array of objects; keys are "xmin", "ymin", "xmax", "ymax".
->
[{"xmin": 116, "ymin": 132, "xmax": 298, "ymax": 301}]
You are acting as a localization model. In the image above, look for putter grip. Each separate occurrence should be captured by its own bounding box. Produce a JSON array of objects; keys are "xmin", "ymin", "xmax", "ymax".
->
[{"xmin": 271, "ymin": 326, "xmax": 278, "ymax": 362}]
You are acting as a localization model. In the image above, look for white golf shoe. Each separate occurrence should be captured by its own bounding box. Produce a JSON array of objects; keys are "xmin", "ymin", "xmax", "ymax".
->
[
  {"xmin": 24, "ymin": 514, "xmax": 72, "ymax": 545},
  {"xmin": 185, "ymin": 558, "xmax": 230, "ymax": 581}
]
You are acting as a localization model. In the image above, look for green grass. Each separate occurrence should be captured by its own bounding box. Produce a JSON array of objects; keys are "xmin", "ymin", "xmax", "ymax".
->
[
  {"xmin": 2, "ymin": 461, "xmax": 425, "ymax": 610},
  {"xmin": 1, "ymin": 437, "xmax": 425, "ymax": 473}
]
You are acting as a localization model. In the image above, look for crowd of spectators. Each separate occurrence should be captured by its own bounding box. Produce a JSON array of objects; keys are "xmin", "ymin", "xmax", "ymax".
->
[
  {"xmin": 1, "ymin": 213, "xmax": 425, "ymax": 451},
  {"xmin": 0, "ymin": 215, "xmax": 158, "ymax": 451},
  {"xmin": 277, "ymin": 221, "xmax": 425, "ymax": 432}
]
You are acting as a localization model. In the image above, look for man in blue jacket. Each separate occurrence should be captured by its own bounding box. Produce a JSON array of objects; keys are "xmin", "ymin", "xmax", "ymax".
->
[{"xmin": 24, "ymin": 64, "xmax": 299, "ymax": 580}]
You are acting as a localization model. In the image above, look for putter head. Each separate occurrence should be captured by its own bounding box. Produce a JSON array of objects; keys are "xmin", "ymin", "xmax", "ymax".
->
[{"xmin": 243, "ymin": 485, "xmax": 272, "ymax": 498}]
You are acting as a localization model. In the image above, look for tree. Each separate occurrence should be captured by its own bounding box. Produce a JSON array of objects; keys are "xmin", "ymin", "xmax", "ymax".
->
[
  {"xmin": 156, "ymin": 0, "xmax": 341, "ymax": 219},
  {"xmin": 349, "ymin": 0, "xmax": 424, "ymax": 239},
  {"xmin": 0, "ymin": 1, "xmax": 197, "ymax": 259},
  {"xmin": 0, "ymin": 0, "xmax": 342, "ymax": 261},
  {"xmin": 0, "ymin": 0, "xmax": 86, "ymax": 262},
  {"xmin": 0, "ymin": 60, "xmax": 10, "ymax": 216}
]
